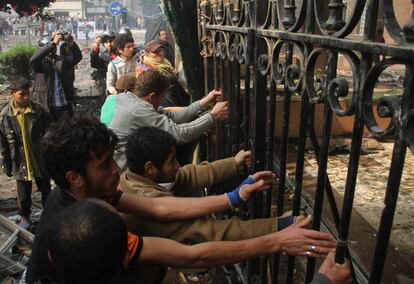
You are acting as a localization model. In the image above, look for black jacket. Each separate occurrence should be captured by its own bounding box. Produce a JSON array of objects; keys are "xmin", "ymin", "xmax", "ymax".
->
[
  {"xmin": 68, "ymin": 42, "xmax": 82, "ymax": 85},
  {"xmin": 90, "ymin": 47, "xmax": 113, "ymax": 70},
  {"xmin": 0, "ymin": 101, "xmax": 50, "ymax": 180},
  {"xmin": 30, "ymin": 43, "xmax": 77, "ymax": 110}
]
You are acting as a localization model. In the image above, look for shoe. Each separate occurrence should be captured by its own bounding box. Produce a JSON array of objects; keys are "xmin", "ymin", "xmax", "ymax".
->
[{"xmin": 19, "ymin": 216, "xmax": 31, "ymax": 230}]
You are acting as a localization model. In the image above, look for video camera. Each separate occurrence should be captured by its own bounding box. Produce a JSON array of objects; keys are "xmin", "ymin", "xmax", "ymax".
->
[{"xmin": 55, "ymin": 31, "xmax": 72, "ymax": 56}]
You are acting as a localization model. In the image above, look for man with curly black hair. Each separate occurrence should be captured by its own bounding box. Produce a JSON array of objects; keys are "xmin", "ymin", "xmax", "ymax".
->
[{"xmin": 26, "ymin": 113, "xmax": 300, "ymax": 283}]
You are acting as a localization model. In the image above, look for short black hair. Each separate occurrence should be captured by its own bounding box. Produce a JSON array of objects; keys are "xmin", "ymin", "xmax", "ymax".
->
[
  {"xmin": 126, "ymin": 127, "xmax": 176, "ymax": 175},
  {"xmin": 114, "ymin": 34, "xmax": 134, "ymax": 53},
  {"xmin": 7, "ymin": 77, "xmax": 31, "ymax": 92},
  {"xmin": 158, "ymin": 29, "xmax": 167, "ymax": 36},
  {"xmin": 134, "ymin": 70, "xmax": 170, "ymax": 98},
  {"xmin": 48, "ymin": 199, "xmax": 127, "ymax": 284},
  {"xmin": 41, "ymin": 114, "xmax": 118, "ymax": 190}
]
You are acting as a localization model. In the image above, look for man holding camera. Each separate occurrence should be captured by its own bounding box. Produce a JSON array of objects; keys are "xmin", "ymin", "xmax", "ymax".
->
[
  {"xmin": 30, "ymin": 33, "xmax": 81, "ymax": 121},
  {"xmin": 90, "ymin": 30, "xmax": 117, "ymax": 97}
]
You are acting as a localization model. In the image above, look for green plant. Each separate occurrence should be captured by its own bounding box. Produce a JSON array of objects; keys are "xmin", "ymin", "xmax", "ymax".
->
[{"xmin": 0, "ymin": 43, "xmax": 36, "ymax": 84}]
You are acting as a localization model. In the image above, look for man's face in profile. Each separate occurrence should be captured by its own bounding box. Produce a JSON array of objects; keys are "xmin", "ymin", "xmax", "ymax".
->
[{"xmin": 83, "ymin": 150, "xmax": 120, "ymax": 200}]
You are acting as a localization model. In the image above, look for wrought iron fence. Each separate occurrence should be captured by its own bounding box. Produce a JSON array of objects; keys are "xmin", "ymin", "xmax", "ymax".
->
[{"xmin": 198, "ymin": 0, "xmax": 414, "ymax": 283}]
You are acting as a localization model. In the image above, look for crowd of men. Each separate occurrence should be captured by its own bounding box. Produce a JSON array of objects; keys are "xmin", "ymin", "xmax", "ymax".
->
[{"xmin": 0, "ymin": 26, "xmax": 352, "ymax": 284}]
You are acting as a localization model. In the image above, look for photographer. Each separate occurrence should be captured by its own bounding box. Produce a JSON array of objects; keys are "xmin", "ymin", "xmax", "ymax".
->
[
  {"xmin": 30, "ymin": 33, "xmax": 77, "ymax": 121},
  {"xmin": 90, "ymin": 30, "xmax": 117, "ymax": 97}
]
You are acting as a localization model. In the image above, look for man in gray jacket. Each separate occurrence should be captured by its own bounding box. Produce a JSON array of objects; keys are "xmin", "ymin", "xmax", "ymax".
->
[
  {"xmin": 106, "ymin": 34, "xmax": 147, "ymax": 96},
  {"xmin": 109, "ymin": 70, "xmax": 228, "ymax": 170}
]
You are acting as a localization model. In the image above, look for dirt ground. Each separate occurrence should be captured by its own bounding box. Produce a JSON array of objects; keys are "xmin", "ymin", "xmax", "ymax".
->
[{"xmin": 302, "ymin": 140, "xmax": 414, "ymax": 264}]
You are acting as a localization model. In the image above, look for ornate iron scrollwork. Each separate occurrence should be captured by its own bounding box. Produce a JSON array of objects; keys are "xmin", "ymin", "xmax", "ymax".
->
[
  {"xmin": 231, "ymin": 0, "xmax": 242, "ymax": 24},
  {"xmin": 326, "ymin": 49, "xmax": 360, "ymax": 117},
  {"xmin": 258, "ymin": 38, "xmax": 272, "ymax": 76},
  {"xmin": 314, "ymin": 0, "xmax": 366, "ymax": 38},
  {"xmin": 383, "ymin": 0, "xmax": 414, "ymax": 44},
  {"xmin": 272, "ymin": 40, "xmax": 287, "ymax": 84},
  {"xmin": 275, "ymin": 0, "xmax": 306, "ymax": 32},
  {"xmin": 215, "ymin": 0, "xmax": 225, "ymax": 23},
  {"xmin": 403, "ymin": 0, "xmax": 414, "ymax": 43},
  {"xmin": 282, "ymin": 0, "xmax": 297, "ymax": 29},
  {"xmin": 362, "ymin": 58, "xmax": 404, "ymax": 138},
  {"xmin": 325, "ymin": 0, "xmax": 346, "ymax": 33},
  {"xmin": 236, "ymin": 39, "xmax": 246, "ymax": 64}
]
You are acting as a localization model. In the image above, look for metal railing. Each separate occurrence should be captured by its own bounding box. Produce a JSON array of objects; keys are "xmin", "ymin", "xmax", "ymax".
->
[{"xmin": 198, "ymin": 0, "xmax": 414, "ymax": 283}]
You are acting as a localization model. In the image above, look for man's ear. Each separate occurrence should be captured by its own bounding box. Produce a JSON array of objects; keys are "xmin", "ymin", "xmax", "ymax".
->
[
  {"xmin": 147, "ymin": 92, "xmax": 157, "ymax": 104},
  {"xmin": 66, "ymin": 170, "xmax": 84, "ymax": 188},
  {"xmin": 143, "ymin": 161, "xmax": 158, "ymax": 179}
]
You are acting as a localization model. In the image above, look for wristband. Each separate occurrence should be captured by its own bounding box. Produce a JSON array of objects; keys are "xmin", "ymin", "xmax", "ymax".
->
[{"xmin": 225, "ymin": 175, "xmax": 255, "ymax": 209}]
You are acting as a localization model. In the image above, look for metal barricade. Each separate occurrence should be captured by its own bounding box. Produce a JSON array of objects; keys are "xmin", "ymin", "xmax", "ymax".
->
[{"xmin": 198, "ymin": 0, "xmax": 414, "ymax": 283}]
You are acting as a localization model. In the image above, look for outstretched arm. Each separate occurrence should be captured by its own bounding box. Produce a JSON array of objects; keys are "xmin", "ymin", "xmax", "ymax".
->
[
  {"xmin": 139, "ymin": 234, "xmax": 278, "ymax": 268},
  {"xmin": 117, "ymin": 171, "xmax": 275, "ymax": 220},
  {"xmin": 139, "ymin": 216, "xmax": 336, "ymax": 268},
  {"xmin": 117, "ymin": 193, "xmax": 230, "ymax": 221}
]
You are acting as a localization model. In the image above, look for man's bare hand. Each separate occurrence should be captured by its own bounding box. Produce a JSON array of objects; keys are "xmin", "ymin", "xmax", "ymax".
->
[
  {"xmin": 275, "ymin": 216, "xmax": 336, "ymax": 257},
  {"xmin": 200, "ymin": 89, "xmax": 222, "ymax": 109},
  {"xmin": 234, "ymin": 150, "xmax": 252, "ymax": 170},
  {"xmin": 94, "ymin": 36, "xmax": 101, "ymax": 48},
  {"xmin": 53, "ymin": 33, "xmax": 63, "ymax": 45},
  {"xmin": 318, "ymin": 250, "xmax": 352, "ymax": 284},
  {"xmin": 239, "ymin": 171, "xmax": 276, "ymax": 200},
  {"xmin": 210, "ymin": 101, "xmax": 228, "ymax": 122}
]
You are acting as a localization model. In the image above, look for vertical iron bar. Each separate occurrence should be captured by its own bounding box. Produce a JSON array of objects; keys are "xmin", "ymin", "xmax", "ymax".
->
[
  {"xmin": 248, "ymin": 65, "xmax": 267, "ymax": 284},
  {"xmin": 309, "ymin": 122, "xmax": 341, "ymax": 229},
  {"xmin": 226, "ymin": 59, "xmax": 233, "ymax": 157},
  {"xmin": 233, "ymin": 59, "xmax": 241, "ymax": 152},
  {"xmin": 200, "ymin": 1, "xmax": 210, "ymax": 163},
  {"xmin": 211, "ymin": 53, "xmax": 220, "ymax": 161},
  {"xmin": 305, "ymin": 51, "xmax": 337, "ymax": 283},
  {"xmin": 243, "ymin": 65, "xmax": 251, "ymax": 151},
  {"xmin": 247, "ymin": 2, "xmax": 266, "ymax": 277},
  {"xmin": 265, "ymin": 80, "xmax": 277, "ymax": 217},
  {"xmin": 217, "ymin": 56, "xmax": 225, "ymax": 160},
  {"xmin": 272, "ymin": 41, "xmax": 294, "ymax": 284},
  {"xmin": 336, "ymin": 0, "xmax": 379, "ymax": 272},
  {"xmin": 277, "ymin": 43, "xmax": 293, "ymax": 216},
  {"xmin": 286, "ymin": 91, "xmax": 310, "ymax": 283},
  {"xmin": 369, "ymin": 65, "xmax": 413, "ymax": 283}
]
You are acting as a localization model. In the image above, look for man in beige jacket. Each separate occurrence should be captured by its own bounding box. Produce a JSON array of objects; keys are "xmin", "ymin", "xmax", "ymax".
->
[
  {"xmin": 119, "ymin": 127, "xmax": 343, "ymax": 283},
  {"xmin": 121, "ymin": 127, "xmax": 280, "ymax": 243}
]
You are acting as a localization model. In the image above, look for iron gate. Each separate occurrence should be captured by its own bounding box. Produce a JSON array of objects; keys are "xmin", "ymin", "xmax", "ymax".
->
[{"xmin": 198, "ymin": 0, "xmax": 414, "ymax": 283}]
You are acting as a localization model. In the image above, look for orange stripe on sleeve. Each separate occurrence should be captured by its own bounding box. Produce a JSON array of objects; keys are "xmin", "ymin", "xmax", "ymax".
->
[{"xmin": 127, "ymin": 231, "xmax": 139, "ymax": 263}]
